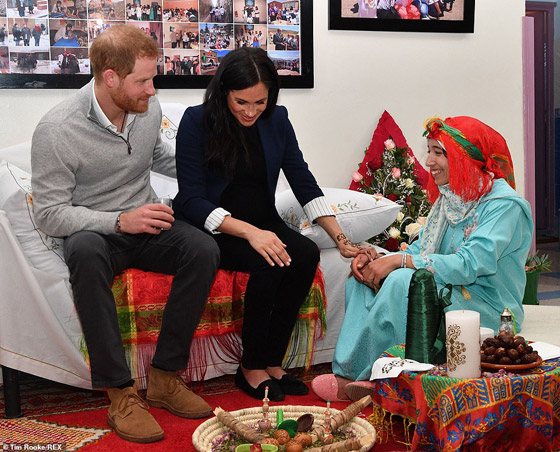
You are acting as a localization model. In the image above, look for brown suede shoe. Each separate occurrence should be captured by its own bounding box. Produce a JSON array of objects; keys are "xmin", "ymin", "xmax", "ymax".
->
[
  {"xmin": 106, "ymin": 385, "xmax": 164, "ymax": 443},
  {"xmin": 146, "ymin": 366, "xmax": 212, "ymax": 418}
]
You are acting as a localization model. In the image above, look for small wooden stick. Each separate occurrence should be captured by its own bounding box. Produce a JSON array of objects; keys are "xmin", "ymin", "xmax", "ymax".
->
[
  {"xmin": 311, "ymin": 395, "xmax": 372, "ymax": 440},
  {"xmin": 262, "ymin": 386, "xmax": 270, "ymax": 417}
]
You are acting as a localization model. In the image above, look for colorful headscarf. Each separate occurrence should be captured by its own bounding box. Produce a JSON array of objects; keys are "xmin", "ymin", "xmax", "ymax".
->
[
  {"xmin": 422, "ymin": 116, "xmax": 516, "ymax": 203},
  {"xmin": 418, "ymin": 116, "xmax": 517, "ymax": 256}
]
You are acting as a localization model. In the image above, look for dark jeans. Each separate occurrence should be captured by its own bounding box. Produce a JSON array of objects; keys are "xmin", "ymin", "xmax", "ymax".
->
[
  {"xmin": 64, "ymin": 220, "xmax": 220, "ymax": 388},
  {"xmin": 215, "ymin": 221, "xmax": 320, "ymax": 370}
]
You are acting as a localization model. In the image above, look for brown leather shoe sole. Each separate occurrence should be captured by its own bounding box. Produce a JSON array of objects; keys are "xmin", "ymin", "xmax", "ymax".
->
[
  {"xmin": 107, "ymin": 415, "xmax": 164, "ymax": 443},
  {"xmin": 146, "ymin": 397, "xmax": 212, "ymax": 419},
  {"xmin": 344, "ymin": 383, "xmax": 375, "ymax": 402}
]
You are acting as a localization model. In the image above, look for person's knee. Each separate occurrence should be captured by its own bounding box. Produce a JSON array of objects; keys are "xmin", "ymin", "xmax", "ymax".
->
[
  {"xmin": 384, "ymin": 267, "xmax": 415, "ymax": 290},
  {"xmin": 64, "ymin": 231, "xmax": 108, "ymax": 265},
  {"xmin": 200, "ymin": 235, "xmax": 220, "ymax": 267},
  {"xmin": 185, "ymin": 232, "xmax": 220, "ymax": 270},
  {"xmin": 291, "ymin": 237, "xmax": 320, "ymax": 267}
]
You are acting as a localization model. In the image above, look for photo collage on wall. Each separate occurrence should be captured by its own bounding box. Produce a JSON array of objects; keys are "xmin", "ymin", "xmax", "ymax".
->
[{"xmin": 0, "ymin": 0, "xmax": 301, "ymax": 76}]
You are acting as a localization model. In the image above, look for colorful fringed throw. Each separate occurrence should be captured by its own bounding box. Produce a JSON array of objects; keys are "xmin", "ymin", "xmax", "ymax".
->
[{"xmin": 81, "ymin": 266, "xmax": 326, "ymax": 387}]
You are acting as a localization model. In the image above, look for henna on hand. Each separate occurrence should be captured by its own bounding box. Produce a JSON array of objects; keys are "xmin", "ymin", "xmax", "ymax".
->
[{"xmin": 335, "ymin": 232, "xmax": 362, "ymax": 249}]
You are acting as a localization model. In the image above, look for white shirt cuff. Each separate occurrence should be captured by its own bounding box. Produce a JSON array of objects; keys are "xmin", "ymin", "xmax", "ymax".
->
[
  {"xmin": 204, "ymin": 207, "xmax": 231, "ymax": 234},
  {"xmin": 302, "ymin": 196, "xmax": 335, "ymax": 223}
]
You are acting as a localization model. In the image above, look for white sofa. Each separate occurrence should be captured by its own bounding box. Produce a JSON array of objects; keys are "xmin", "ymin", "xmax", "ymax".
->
[{"xmin": 0, "ymin": 103, "xmax": 402, "ymax": 417}]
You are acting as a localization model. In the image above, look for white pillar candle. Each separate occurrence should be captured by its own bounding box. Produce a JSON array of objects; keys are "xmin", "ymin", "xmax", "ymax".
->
[{"xmin": 445, "ymin": 310, "xmax": 481, "ymax": 379}]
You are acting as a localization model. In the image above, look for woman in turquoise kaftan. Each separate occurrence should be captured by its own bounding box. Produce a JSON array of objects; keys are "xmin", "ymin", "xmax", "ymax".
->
[
  {"xmin": 333, "ymin": 178, "xmax": 533, "ymax": 381},
  {"xmin": 315, "ymin": 116, "xmax": 534, "ymax": 393}
]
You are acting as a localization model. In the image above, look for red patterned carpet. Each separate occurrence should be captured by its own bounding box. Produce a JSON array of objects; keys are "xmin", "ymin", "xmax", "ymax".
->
[{"xmin": 1, "ymin": 367, "xmax": 409, "ymax": 451}]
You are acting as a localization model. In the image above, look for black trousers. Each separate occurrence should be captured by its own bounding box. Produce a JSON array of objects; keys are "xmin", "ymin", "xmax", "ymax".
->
[
  {"xmin": 215, "ymin": 221, "xmax": 320, "ymax": 369},
  {"xmin": 64, "ymin": 220, "xmax": 220, "ymax": 388}
]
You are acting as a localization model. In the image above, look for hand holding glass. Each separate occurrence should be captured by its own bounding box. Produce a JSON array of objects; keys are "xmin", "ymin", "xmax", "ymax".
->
[{"xmin": 153, "ymin": 197, "xmax": 173, "ymax": 230}]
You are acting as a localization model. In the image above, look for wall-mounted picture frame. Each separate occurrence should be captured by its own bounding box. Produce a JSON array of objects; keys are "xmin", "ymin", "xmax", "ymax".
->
[
  {"xmin": 329, "ymin": 0, "xmax": 474, "ymax": 34},
  {"xmin": 0, "ymin": 0, "xmax": 313, "ymax": 89}
]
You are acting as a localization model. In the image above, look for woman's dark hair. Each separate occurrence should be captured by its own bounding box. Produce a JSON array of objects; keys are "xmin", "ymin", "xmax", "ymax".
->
[{"xmin": 203, "ymin": 47, "xmax": 280, "ymax": 177}]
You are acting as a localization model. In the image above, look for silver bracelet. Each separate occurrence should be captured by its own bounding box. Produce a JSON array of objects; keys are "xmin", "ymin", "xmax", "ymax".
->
[{"xmin": 401, "ymin": 253, "xmax": 407, "ymax": 269}]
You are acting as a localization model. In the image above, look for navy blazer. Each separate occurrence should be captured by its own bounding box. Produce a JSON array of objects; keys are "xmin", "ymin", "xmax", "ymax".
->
[{"xmin": 174, "ymin": 104, "xmax": 324, "ymax": 230}]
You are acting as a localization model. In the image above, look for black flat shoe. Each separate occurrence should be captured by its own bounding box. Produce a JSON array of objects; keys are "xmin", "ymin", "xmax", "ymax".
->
[
  {"xmin": 271, "ymin": 374, "xmax": 309, "ymax": 396},
  {"xmin": 235, "ymin": 368, "xmax": 284, "ymax": 401}
]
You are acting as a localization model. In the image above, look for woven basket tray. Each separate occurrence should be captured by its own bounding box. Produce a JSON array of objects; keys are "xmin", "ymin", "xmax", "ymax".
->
[{"xmin": 193, "ymin": 405, "xmax": 376, "ymax": 452}]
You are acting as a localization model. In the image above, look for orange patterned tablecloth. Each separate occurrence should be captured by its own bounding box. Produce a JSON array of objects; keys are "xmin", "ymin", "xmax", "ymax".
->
[{"xmin": 370, "ymin": 345, "xmax": 560, "ymax": 451}]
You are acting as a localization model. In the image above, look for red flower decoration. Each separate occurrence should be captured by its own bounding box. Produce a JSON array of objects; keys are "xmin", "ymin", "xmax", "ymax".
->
[
  {"xmin": 367, "ymin": 152, "xmax": 383, "ymax": 172},
  {"xmin": 406, "ymin": 195, "xmax": 412, "ymax": 204},
  {"xmin": 385, "ymin": 237, "xmax": 400, "ymax": 252},
  {"xmin": 387, "ymin": 193, "xmax": 398, "ymax": 202}
]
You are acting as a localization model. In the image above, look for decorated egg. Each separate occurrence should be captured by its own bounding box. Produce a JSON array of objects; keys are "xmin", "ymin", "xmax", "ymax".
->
[
  {"xmin": 285, "ymin": 440, "xmax": 303, "ymax": 452},
  {"xmin": 293, "ymin": 433, "xmax": 312, "ymax": 447},
  {"xmin": 274, "ymin": 429, "xmax": 290, "ymax": 445}
]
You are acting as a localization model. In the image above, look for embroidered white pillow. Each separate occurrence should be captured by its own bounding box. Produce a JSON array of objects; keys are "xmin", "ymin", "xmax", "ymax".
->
[
  {"xmin": 276, "ymin": 187, "xmax": 402, "ymax": 248},
  {"xmin": 150, "ymin": 102, "xmax": 185, "ymax": 198},
  {"xmin": 0, "ymin": 160, "xmax": 69, "ymax": 279}
]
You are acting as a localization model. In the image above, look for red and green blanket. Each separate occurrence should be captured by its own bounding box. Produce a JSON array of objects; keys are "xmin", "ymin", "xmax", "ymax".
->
[{"xmin": 81, "ymin": 266, "xmax": 327, "ymax": 386}]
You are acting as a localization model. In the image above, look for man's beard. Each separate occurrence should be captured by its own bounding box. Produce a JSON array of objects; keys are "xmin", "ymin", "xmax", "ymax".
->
[{"xmin": 110, "ymin": 88, "xmax": 150, "ymax": 114}]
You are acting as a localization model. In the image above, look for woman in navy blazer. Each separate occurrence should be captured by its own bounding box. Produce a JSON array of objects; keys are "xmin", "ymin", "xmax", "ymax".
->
[{"xmin": 174, "ymin": 47, "xmax": 359, "ymax": 401}]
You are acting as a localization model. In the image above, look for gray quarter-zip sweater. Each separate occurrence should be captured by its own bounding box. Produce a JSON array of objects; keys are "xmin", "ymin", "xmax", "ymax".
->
[{"xmin": 31, "ymin": 79, "xmax": 176, "ymax": 238}]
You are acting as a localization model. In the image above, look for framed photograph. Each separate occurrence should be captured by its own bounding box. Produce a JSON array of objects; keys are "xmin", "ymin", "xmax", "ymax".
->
[
  {"xmin": 329, "ymin": 0, "xmax": 475, "ymax": 33},
  {"xmin": 0, "ymin": 0, "xmax": 313, "ymax": 88}
]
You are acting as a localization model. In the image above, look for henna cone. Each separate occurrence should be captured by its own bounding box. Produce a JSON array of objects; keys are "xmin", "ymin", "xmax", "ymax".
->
[
  {"xmin": 311, "ymin": 395, "xmax": 372, "ymax": 441},
  {"xmin": 214, "ymin": 407, "xmax": 266, "ymax": 443}
]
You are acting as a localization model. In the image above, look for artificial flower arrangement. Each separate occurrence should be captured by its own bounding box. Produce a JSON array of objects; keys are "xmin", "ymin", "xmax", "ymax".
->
[
  {"xmin": 525, "ymin": 250, "xmax": 552, "ymax": 273},
  {"xmin": 352, "ymin": 138, "xmax": 431, "ymax": 252}
]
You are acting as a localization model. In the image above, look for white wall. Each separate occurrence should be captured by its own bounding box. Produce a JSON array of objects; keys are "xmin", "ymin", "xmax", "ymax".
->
[{"xmin": 0, "ymin": 0, "xmax": 527, "ymax": 193}]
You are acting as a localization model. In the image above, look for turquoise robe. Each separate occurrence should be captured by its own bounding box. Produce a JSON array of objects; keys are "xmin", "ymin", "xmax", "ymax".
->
[{"xmin": 332, "ymin": 179, "xmax": 534, "ymax": 381}]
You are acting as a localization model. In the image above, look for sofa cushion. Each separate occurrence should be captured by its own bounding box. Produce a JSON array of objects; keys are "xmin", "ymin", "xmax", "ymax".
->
[
  {"xmin": 0, "ymin": 141, "xmax": 33, "ymax": 174},
  {"xmin": 150, "ymin": 102, "xmax": 185, "ymax": 198},
  {"xmin": 0, "ymin": 160, "xmax": 68, "ymax": 278},
  {"xmin": 276, "ymin": 187, "xmax": 402, "ymax": 248}
]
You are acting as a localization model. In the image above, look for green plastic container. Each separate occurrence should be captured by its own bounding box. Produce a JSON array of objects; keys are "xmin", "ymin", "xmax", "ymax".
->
[{"xmin": 235, "ymin": 445, "xmax": 278, "ymax": 452}]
